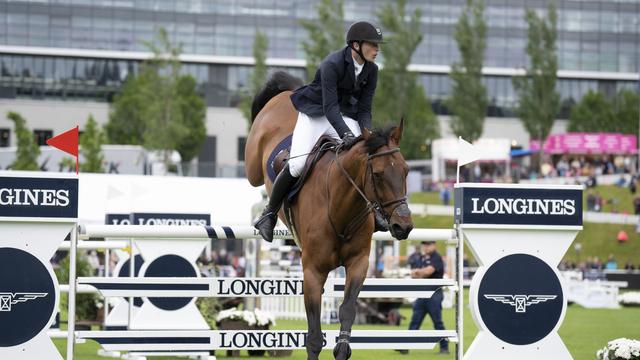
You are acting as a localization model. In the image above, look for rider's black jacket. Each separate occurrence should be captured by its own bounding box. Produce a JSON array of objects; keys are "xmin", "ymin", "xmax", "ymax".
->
[{"xmin": 290, "ymin": 46, "xmax": 378, "ymax": 136}]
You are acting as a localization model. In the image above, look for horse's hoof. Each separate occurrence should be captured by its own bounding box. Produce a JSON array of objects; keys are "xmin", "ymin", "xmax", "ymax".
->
[{"xmin": 333, "ymin": 342, "xmax": 352, "ymax": 360}]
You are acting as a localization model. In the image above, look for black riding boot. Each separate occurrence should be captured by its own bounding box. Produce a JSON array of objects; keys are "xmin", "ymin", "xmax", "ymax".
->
[{"xmin": 254, "ymin": 165, "xmax": 297, "ymax": 242}]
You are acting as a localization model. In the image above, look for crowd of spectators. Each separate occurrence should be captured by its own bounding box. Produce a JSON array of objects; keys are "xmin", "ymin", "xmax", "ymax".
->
[
  {"xmin": 559, "ymin": 255, "xmax": 639, "ymax": 274},
  {"xmin": 535, "ymin": 155, "xmax": 635, "ymax": 179}
]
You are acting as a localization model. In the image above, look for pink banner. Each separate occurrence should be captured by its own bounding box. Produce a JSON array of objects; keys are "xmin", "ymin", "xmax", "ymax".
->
[{"xmin": 530, "ymin": 133, "xmax": 638, "ymax": 154}]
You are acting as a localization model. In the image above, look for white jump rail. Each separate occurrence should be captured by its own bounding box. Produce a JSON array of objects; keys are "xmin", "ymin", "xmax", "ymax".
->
[
  {"xmin": 79, "ymin": 224, "xmax": 455, "ymax": 242},
  {"xmin": 78, "ymin": 277, "xmax": 456, "ymax": 298},
  {"xmin": 76, "ymin": 329, "xmax": 459, "ymax": 351},
  {"xmin": 64, "ymin": 224, "xmax": 462, "ymax": 358},
  {"xmin": 59, "ymin": 240, "xmax": 128, "ymax": 250}
]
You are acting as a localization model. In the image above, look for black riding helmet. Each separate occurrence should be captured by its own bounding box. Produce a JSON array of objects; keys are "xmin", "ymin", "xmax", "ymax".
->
[{"xmin": 346, "ymin": 21, "xmax": 384, "ymax": 62}]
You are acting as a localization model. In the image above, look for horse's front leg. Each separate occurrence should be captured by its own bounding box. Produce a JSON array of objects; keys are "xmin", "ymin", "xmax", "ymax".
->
[
  {"xmin": 333, "ymin": 254, "xmax": 369, "ymax": 360},
  {"xmin": 303, "ymin": 266, "xmax": 329, "ymax": 360}
]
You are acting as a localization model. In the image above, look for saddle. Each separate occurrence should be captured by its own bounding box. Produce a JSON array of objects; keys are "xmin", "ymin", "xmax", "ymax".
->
[
  {"xmin": 269, "ymin": 135, "xmax": 339, "ymax": 202},
  {"xmin": 266, "ymin": 135, "xmax": 339, "ymax": 247}
]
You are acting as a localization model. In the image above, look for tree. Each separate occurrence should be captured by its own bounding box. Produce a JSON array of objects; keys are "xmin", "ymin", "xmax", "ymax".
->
[
  {"xmin": 79, "ymin": 114, "xmax": 106, "ymax": 173},
  {"xmin": 7, "ymin": 111, "xmax": 39, "ymax": 170},
  {"xmin": 611, "ymin": 89, "xmax": 640, "ymax": 135},
  {"xmin": 447, "ymin": 0, "xmax": 488, "ymax": 142},
  {"xmin": 300, "ymin": 0, "xmax": 345, "ymax": 81},
  {"xmin": 567, "ymin": 90, "xmax": 615, "ymax": 132},
  {"xmin": 106, "ymin": 28, "xmax": 206, "ymax": 165},
  {"xmin": 238, "ymin": 30, "xmax": 269, "ymax": 126},
  {"xmin": 375, "ymin": 0, "xmax": 439, "ymax": 159},
  {"xmin": 512, "ymin": 4, "xmax": 560, "ymax": 142}
]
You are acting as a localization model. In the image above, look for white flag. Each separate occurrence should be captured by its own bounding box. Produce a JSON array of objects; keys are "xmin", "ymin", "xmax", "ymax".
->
[{"xmin": 457, "ymin": 136, "xmax": 479, "ymax": 167}]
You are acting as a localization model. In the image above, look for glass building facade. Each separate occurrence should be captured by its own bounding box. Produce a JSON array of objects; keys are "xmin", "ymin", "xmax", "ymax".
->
[{"xmin": 0, "ymin": 0, "xmax": 638, "ymax": 116}]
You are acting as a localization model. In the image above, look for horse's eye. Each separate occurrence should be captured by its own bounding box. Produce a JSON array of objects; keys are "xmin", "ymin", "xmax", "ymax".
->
[{"xmin": 373, "ymin": 172, "xmax": 383, "ymax": 182}]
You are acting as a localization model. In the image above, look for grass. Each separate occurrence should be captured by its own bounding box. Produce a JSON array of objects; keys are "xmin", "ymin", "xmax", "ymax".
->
[{"xmin": 53, "ymin": 295, "xmax": 640, "ymax": 359}]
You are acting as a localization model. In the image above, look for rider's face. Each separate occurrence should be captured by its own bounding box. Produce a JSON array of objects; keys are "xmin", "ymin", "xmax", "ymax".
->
[{"xmin": 358, "ymin": 41, "xmax": 380, "ymax": 63}]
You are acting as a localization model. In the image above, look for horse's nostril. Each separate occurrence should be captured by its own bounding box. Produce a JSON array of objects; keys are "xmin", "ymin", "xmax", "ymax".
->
[{"xmin": 391, "ymin": 224, "xmax": 402, "ymax": 235}]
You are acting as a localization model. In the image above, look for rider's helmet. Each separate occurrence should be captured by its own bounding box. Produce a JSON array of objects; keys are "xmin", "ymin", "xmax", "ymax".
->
[{"xmin": 345, "ymin": 21, "xmax": 385, "ymax": 46}]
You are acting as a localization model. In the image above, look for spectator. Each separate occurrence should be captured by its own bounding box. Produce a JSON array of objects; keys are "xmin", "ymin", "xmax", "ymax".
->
[
  {"xmin": 439, "ymin": 184, "xmax": 451, "ymax": 206},
  {"xmin": 605, "ymin": 254, "xmax": 618, "ymax": 270},
  {"xmin": 86, "ymin": 250, "xmax": 101, "ymax": 275},
  {"xmin": 624, "ymin": 262, "xmax": 636, "ymax": 271},
  {"xmin": 398, "ymin": 241, "xmax": 449, "ymax": 355},
  {"xmin": 617, "ymin": 230, "xmax": 629, "ymax": 244},
  {"xmin": 633, "ymin": 197, "xmax": 640, "ymax": 215},
  {"xmin": 586, "ymin": 191, "xmax": 597, "ymax": 211}
]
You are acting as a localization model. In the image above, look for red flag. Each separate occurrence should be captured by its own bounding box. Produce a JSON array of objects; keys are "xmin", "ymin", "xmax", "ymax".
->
[{"xmin": 47, "ymin": 125, "xmax": 79, "ymax": 174}]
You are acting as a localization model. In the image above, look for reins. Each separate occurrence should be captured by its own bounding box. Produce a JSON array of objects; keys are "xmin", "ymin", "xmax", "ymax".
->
[{"xmin": 327, "ymin": 143, "xmax": 407, "ymax": 241}]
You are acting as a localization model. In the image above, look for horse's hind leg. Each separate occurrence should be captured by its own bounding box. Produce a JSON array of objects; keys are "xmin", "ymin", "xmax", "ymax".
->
[
  {"xmin": 333, "ymin": 254, "xmax": 369, "ymax": 360},
  {"xmin": 303, "ymin": 266, "xmax": 329, "ymax": 360}
]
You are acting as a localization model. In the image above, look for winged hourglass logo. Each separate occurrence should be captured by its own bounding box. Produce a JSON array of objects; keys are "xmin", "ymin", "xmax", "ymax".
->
[
  {"xmin": 484, "ymin": 294, "xmax": 557, "ymax": 313},
  {"xmin": 0, "ymin": 293, "xmax": 48, "ymax": 312}
]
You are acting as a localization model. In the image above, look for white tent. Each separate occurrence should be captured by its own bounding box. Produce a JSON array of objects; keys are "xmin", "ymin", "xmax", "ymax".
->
[{"xmin": 431, "ymin": 138, "xmax": 511, "ymax": 182}]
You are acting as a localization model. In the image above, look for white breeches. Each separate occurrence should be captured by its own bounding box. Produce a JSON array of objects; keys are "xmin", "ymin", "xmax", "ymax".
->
[{"xmin": 288, "ymin": 112, "xmax": 361, "ymax": 177}]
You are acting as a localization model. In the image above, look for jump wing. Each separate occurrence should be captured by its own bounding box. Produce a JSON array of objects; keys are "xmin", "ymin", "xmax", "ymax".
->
[{"xmin": 484, "ymin": 294, "xmax": 516, "ymax": 306}]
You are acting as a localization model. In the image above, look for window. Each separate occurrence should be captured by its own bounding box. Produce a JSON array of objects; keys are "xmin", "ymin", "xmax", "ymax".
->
[
  {"xmin": 0, "ymin": 129, "xmax": 9, "ymax": 147},
  {"xmin": 34, "ymin": 129, "xmax": 52, "ymax": 146},
  {"xmin": 237, "ymin": 137, "xmax": 246, "ymax": 162}
]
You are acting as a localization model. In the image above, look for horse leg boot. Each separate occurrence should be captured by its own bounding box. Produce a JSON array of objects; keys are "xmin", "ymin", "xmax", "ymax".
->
[
  {"xmin": 333, "ymin": 255, "xmax": 369, "ymax": 360},
  {"xmin": 303, "ymin": 268, "xmax": 328, "ymax": 360},
  {"xmin": 253, "ymin": 165, "xmax": 297, "ymax": 242}
]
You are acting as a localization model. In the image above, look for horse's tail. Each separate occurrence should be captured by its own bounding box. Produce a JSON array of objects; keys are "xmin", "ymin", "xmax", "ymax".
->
[{"xmin": 251, "ymin": 71, "xmax": 304, "ymax": 123}]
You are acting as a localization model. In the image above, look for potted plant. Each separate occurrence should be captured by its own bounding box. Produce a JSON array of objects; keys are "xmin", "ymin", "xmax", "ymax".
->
[{"xmin": 596, "ymin": 338, "xmax": 640, "ymax": 360}]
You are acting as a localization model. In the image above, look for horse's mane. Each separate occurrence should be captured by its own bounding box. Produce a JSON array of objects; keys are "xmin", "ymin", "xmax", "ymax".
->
[
  {"xmin": 251, "ymin": 71, "xmax": 304, "ymax": 123},
  {"xmin": 363, "ymin": 125, "xmax": 397, "ymax": 155}
]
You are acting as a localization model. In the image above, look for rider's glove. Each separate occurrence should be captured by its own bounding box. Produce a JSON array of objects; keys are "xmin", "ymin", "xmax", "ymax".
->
[{"xmin": 340, "ymin": 131, "xmax": 358, "ymax": 150}]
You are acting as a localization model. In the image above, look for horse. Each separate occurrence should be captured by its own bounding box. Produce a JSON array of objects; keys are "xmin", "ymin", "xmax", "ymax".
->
[{"xmin": 245, "ymin": 71, "xmax": 414, "ymax": 360}]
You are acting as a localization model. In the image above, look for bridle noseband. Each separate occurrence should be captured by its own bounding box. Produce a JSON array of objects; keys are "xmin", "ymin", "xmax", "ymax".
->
[{"xmin": 328, "ymin": 145, "xmax": 408, "ymax": 241}]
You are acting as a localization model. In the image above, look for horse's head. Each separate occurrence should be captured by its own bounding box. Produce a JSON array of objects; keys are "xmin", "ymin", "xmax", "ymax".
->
[{"xmin": 360, "ymin": 119, "xmax": 413, "ymax": 240}]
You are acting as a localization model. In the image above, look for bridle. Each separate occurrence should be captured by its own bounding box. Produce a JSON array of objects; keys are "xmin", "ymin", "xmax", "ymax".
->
[{"xmin": 327, "ymin": 144, "xmax": 408, "ymax": 241}]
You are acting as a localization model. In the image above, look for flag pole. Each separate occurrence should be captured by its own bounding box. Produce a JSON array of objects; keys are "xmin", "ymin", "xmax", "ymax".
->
[{"xmin": 456, "ymin": 136, "xmax": 461, "ymax": 184}]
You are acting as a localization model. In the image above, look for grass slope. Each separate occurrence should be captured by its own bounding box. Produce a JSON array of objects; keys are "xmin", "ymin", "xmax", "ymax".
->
[{"xmin": 54, "ymin": 301, "xmax": 640, "ymax": 359}]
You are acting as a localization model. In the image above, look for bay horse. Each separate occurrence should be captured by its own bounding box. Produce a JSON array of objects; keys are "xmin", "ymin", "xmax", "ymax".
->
[{"xmin": 245, "ymin": 72, "xmax": 413, "ymax": 360}]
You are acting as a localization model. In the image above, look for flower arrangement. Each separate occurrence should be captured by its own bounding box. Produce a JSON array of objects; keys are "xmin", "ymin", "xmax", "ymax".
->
[
  {"xmin": 596, "ymin": 338, "xmax": 640, "ymax": 360},
  {"xmin": 382, "ymin": 268, "xmax": 412, "ymax": 278},
  {"xmin": 215, "ymin": 307, "xmax": 276, "ymax": 327},
  {"xmin": 618, "ymin": 292, "xmax": 640, "ymax": 307}
]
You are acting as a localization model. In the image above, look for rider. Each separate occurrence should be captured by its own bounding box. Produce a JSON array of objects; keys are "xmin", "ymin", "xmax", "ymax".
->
[{"xmin": 253, "ymin": 21, "xmax": 384, "ymax": 242}]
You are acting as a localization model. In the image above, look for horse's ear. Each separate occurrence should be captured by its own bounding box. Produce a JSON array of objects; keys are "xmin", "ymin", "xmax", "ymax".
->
[
  {"xmin": 391, "ymin": 118, "xmax": 404, "ymax": 143},
  {"xmin": 362, "ymin": 127, "xmax": 372, "ymax": 140}
]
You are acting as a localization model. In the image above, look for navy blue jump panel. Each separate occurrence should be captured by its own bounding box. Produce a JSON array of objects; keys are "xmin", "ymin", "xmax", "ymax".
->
[
  {"xmin": 454, "ymin": 185, "xmax": 583, "ymax": 227},
  {"xmin": 0, "ymin": 176, "xmax": 78, "ymax": 218}
]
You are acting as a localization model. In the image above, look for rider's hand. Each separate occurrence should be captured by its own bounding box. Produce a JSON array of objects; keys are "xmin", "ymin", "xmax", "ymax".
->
[{"xmin": 340, "ymin": 131, "xmax": 358, "ymax": 150}]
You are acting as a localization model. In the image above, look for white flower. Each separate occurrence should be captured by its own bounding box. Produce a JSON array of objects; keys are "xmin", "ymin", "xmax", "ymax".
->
[
  {"xmin": 215, "ymin": 307, "xmax": 276, "ymax": 327},
  {"xmin": 596, "ymin": 338, "xmax": 640, "ymax": 360},
  {"xmin": 254, "ymin": 307, "xmax": 276, "ymax": 326},
  {"xmin": 618, "ymin": 292, "xmax": 640, "ymax": 306}
]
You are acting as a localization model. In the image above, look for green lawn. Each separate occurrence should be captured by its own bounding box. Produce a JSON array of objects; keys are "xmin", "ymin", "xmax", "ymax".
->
[{"xmin": 54, "ymin": 300, "xmax": 640, "ymax": 359}]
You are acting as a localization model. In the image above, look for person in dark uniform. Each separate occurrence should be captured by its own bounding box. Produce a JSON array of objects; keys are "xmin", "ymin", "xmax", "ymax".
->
[
  {"xmin": 254, "ymin": 21, "xmax": 385, "ymax": 242},
  {"xmin": 399, "ymin": 240, "xmax": 449, "ymax": 355}
]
